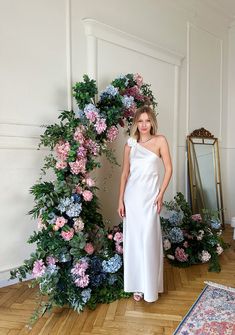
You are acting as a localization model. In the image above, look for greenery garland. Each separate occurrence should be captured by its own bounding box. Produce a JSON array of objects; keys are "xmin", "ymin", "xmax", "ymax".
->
[{"xmin": 10, "ymin": 73, "xmax": 157, "ymax": 323}]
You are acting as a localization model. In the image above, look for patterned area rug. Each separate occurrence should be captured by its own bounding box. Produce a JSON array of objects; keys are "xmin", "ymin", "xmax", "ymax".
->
[{"xmin": 173, "ymin": 281, "xmax": 235, "ymax": 335}]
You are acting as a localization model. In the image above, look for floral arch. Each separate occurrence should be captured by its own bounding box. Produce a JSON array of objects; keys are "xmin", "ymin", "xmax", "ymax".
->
[{"xmin": 11, "ymin": 73, "xmax": 158, "ymax": 318}]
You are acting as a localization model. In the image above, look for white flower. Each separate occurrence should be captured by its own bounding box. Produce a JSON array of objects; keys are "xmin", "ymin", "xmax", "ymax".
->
[
  {"xmin": 163, "ymin": 239, "xmax": 171, "ymax": 250},
  {"xmin": 167, "ymin": 254, "xmax": 175, "ymax": 260},
  {"xmin": 216, "ymin": 244, "xmax": 223, "ymax": 255},
  {"xmin": 127, "ymin": 137, "xmax": 137, "ymax": 147},
  {"xmin": 199, "ymin": 250, "xmax": 211, "ymax": 263}
]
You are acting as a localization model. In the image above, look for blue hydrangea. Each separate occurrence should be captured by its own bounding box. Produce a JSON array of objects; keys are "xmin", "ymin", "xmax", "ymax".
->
[
  {"xmin": 72, "ymin": 193, "xmax": 81, "ymax": 203},
  {"xmin": 81, "ymin": 288, "xmax": 91, "ymax": 303},
  {"xmin": 57, "ymin": 196, "xmax": 82, "ymax": 217},
  {"xmin": 66, "ymin": 203, "xmax": 82, "ymax": 217},
  {"xmin": 168, "ymin": 227, "xmax": 184, "ymax": 243},
  {"xmin": 84, "ymin": 103, "xmax": 99, "ymax": 114},
  {"xmin": 108, "ymin": 274, "xmax": 118, "ymax": 285},
  {"xmin": 90, "ymin": 273, "xmax": 106, "ymax": 287},
  {"xmin": 210, "ymin": 219, "xmax": 221, "ymax": 229},
  {"xmin": 90, "ymin": 256, "xmax": 103, "ymax": 273},
  {"xmin": 45, "ymin": 264, "xmax": 58, "ymax": 275},
  {"xmin": 168, "ymin": 210, "xmax": 181, "ymax": 225},
  {"xmin": 121, "ymin": 95, "xmax": 134, "ymax": 108},
  {"xmin": 75, "ymin": 108, "xmax": 85, "ymax": 118},
  {"xmin": 102, "ymin": 254, "xmax": 122, "ymax": 273},
  {"xmin": 100, "ymin": 85, "xmax": 119, "ymax": 99}
]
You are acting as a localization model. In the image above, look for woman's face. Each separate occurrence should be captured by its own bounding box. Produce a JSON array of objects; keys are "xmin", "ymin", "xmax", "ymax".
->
[{"xmin": 137, "ymin": 112, "xmax": 151, "ymax": 135}]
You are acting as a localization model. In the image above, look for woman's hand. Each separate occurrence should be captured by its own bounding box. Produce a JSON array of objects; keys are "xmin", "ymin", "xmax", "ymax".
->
[
  {"xmin": 117, "ymin": 201, "xmax": 125, "ymax": 219},
  {"xmin": 154, "ymin": 192, "xmax": 163, "ymax": 214}
]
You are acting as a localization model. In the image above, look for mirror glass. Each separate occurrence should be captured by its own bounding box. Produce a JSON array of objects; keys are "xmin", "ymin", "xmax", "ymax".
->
[{"xmin": 187, "ymin": 128, "xmax": 224, "ymax": 228}]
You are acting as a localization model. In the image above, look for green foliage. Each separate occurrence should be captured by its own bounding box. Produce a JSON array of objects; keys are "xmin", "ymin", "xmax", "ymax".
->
[{"xmin": 73, "ymin": 75, "xmax": 98, "ymax": 109}]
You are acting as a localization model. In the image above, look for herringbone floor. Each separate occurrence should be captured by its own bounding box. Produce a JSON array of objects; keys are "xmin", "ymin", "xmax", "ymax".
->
[{"xmin": 1, "ymin": 227, "xmax": 234, "ymax": 335}]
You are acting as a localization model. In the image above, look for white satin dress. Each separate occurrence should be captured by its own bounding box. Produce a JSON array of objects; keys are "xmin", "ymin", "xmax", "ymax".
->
[{"xmin": 123, "ymin": 137, "xmax": 163, "ymax": 302}]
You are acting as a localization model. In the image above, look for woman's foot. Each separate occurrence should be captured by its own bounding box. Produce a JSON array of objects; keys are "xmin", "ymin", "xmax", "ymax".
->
[{"xmin": 133, "ymin": 292, "xmax": 143, "ymax": 301}]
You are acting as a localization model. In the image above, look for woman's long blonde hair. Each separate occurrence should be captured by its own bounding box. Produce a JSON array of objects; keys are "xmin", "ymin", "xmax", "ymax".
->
[{"xmin": 130, "ymin": 105, "xmax": 158, "ymax": 140}]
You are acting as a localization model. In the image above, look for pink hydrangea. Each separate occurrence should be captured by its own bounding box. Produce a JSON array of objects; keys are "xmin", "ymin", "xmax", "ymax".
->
[
  {"xmin": 85, "ymin": 139, "xmax": 100, "ymax": 156},
  {"xmin": 134, "ymin": 73, "xmax": 144, "ymax": 87},
  {"xmin": 61, "ymin": 228, "xmax": 74, "ymax": 241},
  {"xmin": 69, "ymin": 158, "xmax": 87, "ymax": 174},
  {"xmin": 56, "ymin": 161, "xmax": 68, "ymax": 170},
  {"xmin": 73, "ymin": 218, "xmax": 84, "ymax": 232},
  {"xmin": 77, "ymin": 146, "xmax": 87, "ymax": 159},
  {"xmin": 113, "ymin": 232, "xmax": 123, "ymax": 243},
  {"xmin": 124, "ymin": 85, "xmax": 145, "ymax": 101},
  {"xmin": 175, "ymin": 247, "xmax": 188, "ymax": 262},
  {"xmin": 46, "ymin": 256, "xmax": 57, "ymax": 265},
  {"xmin": 71, "ymin": 260, "xmax": 89, "ymax": 277},
  {"xmin": 82, "ymin": 190, "xmax": 93, "ymax": 201},
  {"xmin": 85, "ymin": 110, "xmax": 99, "ymax": 123},
  {"xmin": 55, "ymin": 216, "xmax": 67, "ymax": 228},
  {"xmin": 94, "ymin": 118, "xmax": 107, "ymax": 134},
  {"xmin": 74, "ymin": 126, "xmax": 85, "ymax": 143},
  {"xmin": 32, "ymin": 259, "xmax": 46, "ymax": 278},
  {"xmin": 107, "ymin": 126, "xmax": 119, "ymax": 142},
  {"xmin": 84, "ymin": 242, "xmax": 94, "ymax": 255},
  {"xmin": 191, "ymin": 214, "xmax": 202, "ymax": 221},
  {"xmin": 55, "ymin": 141, "xmax": 70, "ymax": 161},
  {"xmin": 74, "ymin": 274, "xmax": 90, "ymax": 288},
  {"xmin": 115, "ymin": 243, "xmax": 123, "ymax": 254},
  {"xmin": 123, "ymin": 104, "xmax": 137, "ymax": 118}
]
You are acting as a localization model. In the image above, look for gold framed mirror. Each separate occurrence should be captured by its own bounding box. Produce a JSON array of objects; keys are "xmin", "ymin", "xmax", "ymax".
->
[{"xmin": 187, "ymin": 128, "xmax": 224, "ymax": 228}]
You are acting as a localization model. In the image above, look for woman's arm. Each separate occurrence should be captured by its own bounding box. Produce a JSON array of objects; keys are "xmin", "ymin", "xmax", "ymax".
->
[
  {"xmin": 117, "ymin": 144, "xmax": 131, "ymax": 218},
  {"xmin": 154, "ymin": 136, "xmax": 172, "ymax": 213}
]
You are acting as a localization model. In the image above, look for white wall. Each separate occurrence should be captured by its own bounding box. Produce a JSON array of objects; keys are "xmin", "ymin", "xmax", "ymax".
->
[{"xmin": 0, "ymin": 0, "xmax": 232, "ymax": 282}]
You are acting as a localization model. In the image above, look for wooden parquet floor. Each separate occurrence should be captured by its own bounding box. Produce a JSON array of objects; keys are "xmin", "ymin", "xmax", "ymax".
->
[{"xmin": 1, "ymin": 227, "xmax": 235, "ymax": 335}]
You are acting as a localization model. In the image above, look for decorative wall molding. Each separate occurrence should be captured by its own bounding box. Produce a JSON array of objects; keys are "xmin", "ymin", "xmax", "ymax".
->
[
  {"xmin": 0, "ymin": 123, "xmax": 46, "ymax": 149},
  {"xmin": 66, "ymin": 0, "xmax": 72, "ymax": 110},
  {"xmin": 82, "ymin": 18, "xmax": 185, "ymax": 196}
]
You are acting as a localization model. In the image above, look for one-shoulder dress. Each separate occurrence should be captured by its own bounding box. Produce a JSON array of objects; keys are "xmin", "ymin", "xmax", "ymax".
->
[{"xmin": 123, "ymin": 137, "xmax": 163, "ymax": 302}]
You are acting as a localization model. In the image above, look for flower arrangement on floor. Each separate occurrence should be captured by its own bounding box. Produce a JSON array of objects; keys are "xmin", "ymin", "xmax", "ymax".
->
[
  {"xmin": 160, "ymin": 193, "xmax": 229, "ymax": 272},
  {"xmin": 10, "ymin": 73, "xmax": 157, "ymax": 322}
]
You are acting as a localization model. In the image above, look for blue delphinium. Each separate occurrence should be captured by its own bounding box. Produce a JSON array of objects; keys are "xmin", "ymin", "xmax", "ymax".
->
[
  {"xmin": 81, "ymin": 288, "xmax": 92, "ymax": 303},
  {"xmin": 102, "ymin": 254, "xmax": 122, "ymax": 273},
  {"xmin": 100, "ymin": 85, "xmax": 119, "ymax": 99},
  {"xmin": 168, "ymin": 227, "xmax": 184, "ymax": 243},
  {"xmin": 121, "ymin": 95, "xmax": 134, "ymax": 108}
]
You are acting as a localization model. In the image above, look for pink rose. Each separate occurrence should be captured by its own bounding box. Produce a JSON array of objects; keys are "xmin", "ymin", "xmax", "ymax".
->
[
  {"xmin": 61, "ymin": 228, "xmax": 74, "ymax": 241},
  {"xmin": 55, "ymin": 216, "xmax": 67, "ymax": 228},
  {"xmin": 107, "ymin": 234, "xmax": 113, "ymax": 240},
  {"xmin": 113, "ymin": 232, "xmax": 123, "ymax": 243},
  {"xmin": 82, "ymin": 190, "xmax": 93, "ymax": 201},
  {"xmin": 85, "ymin": 177, "xmax": 95, "ymax": 187},
  {"xmin": 53, "ymin": 225, "xmax": 59, "ymax": 231},
  {"xmin": 75, "ymin": 185, "xmax": 83, "ymax": 194},
  {"xmin": 84, "ymin": 242, "xmax": 94, "ymax": 255},
  {"xmin": 73, "ymin": 218, "xmax": 84, "ymax": 232}
]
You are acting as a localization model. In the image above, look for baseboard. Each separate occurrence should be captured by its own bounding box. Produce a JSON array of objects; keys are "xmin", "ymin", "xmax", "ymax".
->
[{"xmin": 0, "ymin": 268, "xmax": 33, "ymax": 288}]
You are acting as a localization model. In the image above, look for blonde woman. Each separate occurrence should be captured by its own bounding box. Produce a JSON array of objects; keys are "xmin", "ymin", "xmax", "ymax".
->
[{"xmin": 118, "ymin": 105, "xmax": 172, "ymax": 302}]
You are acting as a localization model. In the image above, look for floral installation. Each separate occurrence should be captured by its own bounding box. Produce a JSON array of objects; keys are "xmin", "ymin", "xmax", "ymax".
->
[
  {"xmin": 10, "ymin": 73, "xmax": 157, "ymax": 323},
  {"xmin": 160, "ymin": 193, "xmax": 229, "ymax": 272}
]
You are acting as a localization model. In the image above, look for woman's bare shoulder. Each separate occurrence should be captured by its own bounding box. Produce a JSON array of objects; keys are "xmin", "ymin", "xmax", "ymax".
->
[{"xmin": 152, "ymin": 134, "xmax": 167, "ymax": 144}]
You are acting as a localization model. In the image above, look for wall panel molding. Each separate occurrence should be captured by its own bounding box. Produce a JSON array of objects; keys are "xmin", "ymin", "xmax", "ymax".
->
[{"xmin": 82, "ymin": 18, "xmax": 184, "ymax": 196}]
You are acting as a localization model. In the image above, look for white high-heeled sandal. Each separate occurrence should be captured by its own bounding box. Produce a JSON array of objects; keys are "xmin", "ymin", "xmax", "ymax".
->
[{"xmin": 133, "ymin": 292, "xmax": 143, "ymax": 301}]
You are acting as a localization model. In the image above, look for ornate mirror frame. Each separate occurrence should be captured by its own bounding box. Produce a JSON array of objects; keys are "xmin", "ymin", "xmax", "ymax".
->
[{"xmin": 187, "ymin": 128, "xmax": 224, "ymax": 228}]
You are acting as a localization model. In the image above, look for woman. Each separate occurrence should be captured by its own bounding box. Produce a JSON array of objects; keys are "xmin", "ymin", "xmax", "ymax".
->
[{"xmin": 117, "ymin": 105, "xmax": 172, "ymax": 302}]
